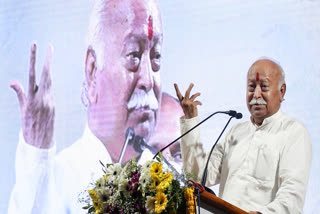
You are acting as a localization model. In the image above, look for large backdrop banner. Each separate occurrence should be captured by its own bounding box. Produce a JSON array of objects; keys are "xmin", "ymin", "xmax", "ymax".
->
[{"xmin": 0, "ymin": 0, "xmax": 319, "ymax": 213}]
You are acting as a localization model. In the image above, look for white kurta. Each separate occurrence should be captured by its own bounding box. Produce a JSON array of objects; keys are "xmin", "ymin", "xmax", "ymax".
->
[
  {"xmin": 180, "ymin": 110, "xmax": 312, "ymax": 214},
  {"xmin": 8, "ymin": 126, "xmax": 112, "ymax": 214}
]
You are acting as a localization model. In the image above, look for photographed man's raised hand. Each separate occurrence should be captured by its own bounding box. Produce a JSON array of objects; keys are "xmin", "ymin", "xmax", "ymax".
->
[
  {"xmin": 174, "ymin": 83, "xmax": 202, "ymax": 119},
  {"xmin": 10, "ymin": 43, "xmax": 55, "ymax": 149}
]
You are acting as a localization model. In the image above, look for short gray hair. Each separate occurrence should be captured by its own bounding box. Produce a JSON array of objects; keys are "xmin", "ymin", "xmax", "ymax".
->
[
  {"xmin": 255, "ymin": 56, "xmax": 286, "ymax": 90},
  {"xmin": 86, "ymin": 0, "xmax": 111, "ymax": 70},
  {"xmin": 82, "ymin": 0, "xmax": 110, "ymax": 107}
]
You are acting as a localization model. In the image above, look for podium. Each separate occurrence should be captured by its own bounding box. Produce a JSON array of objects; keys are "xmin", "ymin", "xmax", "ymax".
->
[{"xmin": 199, "ymin": 190, "xmax": 248, "ymax": 214}]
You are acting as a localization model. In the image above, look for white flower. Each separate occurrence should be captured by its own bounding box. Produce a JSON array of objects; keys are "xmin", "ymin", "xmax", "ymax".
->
[
  {"xmin": 141, "ymin": 160, "xmax": 155, "ymax": 175},
  {"xmin": 139, "ymin": 172, "xmax": 152, "ymax": 191},
  {"xmin": 106, "ymin": 163, "xmax": 122, "ymax": 184},
  {"xmin": 96, "ymin": 187, "xmax": 112, "ymax": 203},
  {"xmin": 94, "ymin": 177, "xmax": 107, "ymax": 192},
  {"xmin": 118, "ymin": 178, "xmax": 131, "ymax": 197},
  {"xmin": 145, "ymin": 196, "xmax": 156, "ymax": 214},
  {"xmin": 119, "ymin": 162, "xmax": 130, "ymax": 178}
]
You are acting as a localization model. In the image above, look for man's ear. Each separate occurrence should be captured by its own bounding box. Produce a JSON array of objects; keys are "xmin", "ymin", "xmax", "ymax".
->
[
  {"xmin": 280, "ymin": 83, "xmax": 286, "ymax": 102},
  {"xmin": 85, "ymin": 46, "xmax": 98, "ymax": 104}
]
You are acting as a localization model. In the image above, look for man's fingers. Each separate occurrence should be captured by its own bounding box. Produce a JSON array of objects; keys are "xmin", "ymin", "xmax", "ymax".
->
[
  {"xmin": 193, "ymin": 101, "xmax": 202, "ymax": 106},
  {"xmin": 10, "ymin": 80, "xmax": 26, "ymax": 109},
  {"xmin": 174, "ymin": 83, "xmax": 183, "ymax": 101},
  {"xmin": 28, "ymin": 43, "xmax": 37, "ymax": 96},
  {"xmin": 190, "ymin": 92, "xmax": 201, "ymax": 102},
  {"xmin": 185, "ymin": 83, "xmax": 194, "ymax": 100},
  {"xmin": 39, "ymin": 45, "xmax": 53, "ymax": 93}
]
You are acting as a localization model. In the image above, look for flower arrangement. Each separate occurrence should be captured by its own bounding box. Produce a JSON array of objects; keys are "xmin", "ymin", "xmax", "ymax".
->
[{"xmin": 80, "ymin": 156, "xmax": 197, "ymax": 214}]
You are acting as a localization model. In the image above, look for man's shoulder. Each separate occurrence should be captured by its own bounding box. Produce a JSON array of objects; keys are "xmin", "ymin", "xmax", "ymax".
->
[{"xmin": 279, "ymin": 112, "xmax": 308, "ymax": 131}]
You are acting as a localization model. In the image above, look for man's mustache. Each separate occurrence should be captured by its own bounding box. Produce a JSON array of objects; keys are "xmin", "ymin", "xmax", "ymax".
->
[
  {"xmin": 249, "ymin": 98, "xmax": 267, "ymax": 105},
  {"xmin": 127, "ymin": 91, "xmax": 159, "ymax": 111}
]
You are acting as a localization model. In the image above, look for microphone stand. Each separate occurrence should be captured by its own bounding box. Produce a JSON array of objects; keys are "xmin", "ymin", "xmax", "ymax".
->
[
  {"xmin": 200, "ymin": 116, "xmax": 234, "ymax": 195},
  {"xmin": 118, "ymin": 127, "xmax": 135, "ymax": 164}
]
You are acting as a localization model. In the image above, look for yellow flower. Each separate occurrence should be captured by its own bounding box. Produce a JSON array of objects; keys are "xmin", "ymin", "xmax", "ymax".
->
[
  {"xmin": 150, "ymin": 175, "xmax": 162, "ymax": 191},
  {"xmin": 187, "ymin": 206, "xmax": 196, "ymax": 214},
  {"xmin": 162, "ymin": 172, "xmax": 173, "ymax": 183},
  {"xmin": 156, "ymin": 173, "xmax": 172, "ymax": 192},
  {"xmin": 184, "ymin": 187, "xmax": 194, "ymax": 200},
  {"xmin": 154, "ymin": 192, "xmax": 168, "ymax": 213},
  {"xmin": 150, "ymin": 171, "xmax": 173, "ymax": 192},
  {"xmin": 150, "ymin": 162, "xmax": 162, "ymax": 178},
  {"xmin": 184, "ymin": 187, "xmax": 196, "ymax": 214},
  {"xmin": 88, "ymin": 189, "xmax": 103, "ymax": 213},
  {"xmin": 187, "ymin": 200, "xmax": 195, "ymax": 206},
  {"xmin": 156, "ymin": 180, "xmax": 170, "ymax": 192},
  {"xmin": 162, "ymin": 172, "xmax": 173, "ymax": 180}
]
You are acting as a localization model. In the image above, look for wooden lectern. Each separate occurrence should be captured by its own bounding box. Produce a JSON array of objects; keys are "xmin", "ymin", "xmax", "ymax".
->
[{"xmin": 199, "ymin": 190, "xmax": 248, "ymax": 214}]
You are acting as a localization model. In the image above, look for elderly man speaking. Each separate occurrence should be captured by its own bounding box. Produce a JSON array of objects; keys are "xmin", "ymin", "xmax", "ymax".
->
[{"xmin": 174, "ymin": 58, "xmax": 312, "ymax": 214}]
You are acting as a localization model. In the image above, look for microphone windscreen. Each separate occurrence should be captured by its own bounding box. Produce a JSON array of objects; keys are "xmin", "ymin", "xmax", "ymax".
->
[
  {"xmin": 125, "ymin": 127, "xmax": 135, "ymax": 139},
  {"xmin": 228, "ymin": 110, "xmax": 237, "ymax": 117},
  {"xmin": 236, "ymin": 113, "xmax": 243, "ymax": 119}
]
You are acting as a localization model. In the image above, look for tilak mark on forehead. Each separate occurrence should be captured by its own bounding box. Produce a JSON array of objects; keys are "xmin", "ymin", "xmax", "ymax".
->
[
  {"xmin": 148, "ymin": 15, "xmax": 153, "ymax": 40},
  {"xmin": 256, "ymin": 72, "xmax": 259, "ymax": 81}
]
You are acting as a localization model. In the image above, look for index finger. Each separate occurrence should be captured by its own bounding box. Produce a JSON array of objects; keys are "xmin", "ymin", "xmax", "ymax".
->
[
  {"xmin": 174, "ymin": 83, "xmax": 183, "ymax": 101},
  {"xmin": 185, "ymin": 83, "xmax": 194, "ymax": 100},
  {"xmin": 28, "ymin": 43, "xmax": 37, "ymax": 96}
]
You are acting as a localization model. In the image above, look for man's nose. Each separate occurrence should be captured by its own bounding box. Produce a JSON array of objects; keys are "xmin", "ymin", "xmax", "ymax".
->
[
  {"xmin": 253, "ymin": 85, "xmax": 262, "ymax": 98},
  {"xmin": 136, "ymin": 55, "xmax": 154, "ymax": 92}
]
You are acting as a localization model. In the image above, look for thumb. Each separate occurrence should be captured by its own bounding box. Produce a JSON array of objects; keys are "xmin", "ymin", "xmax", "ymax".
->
[{"xmin": 10, "ymin": 80, "xmax": 26, "ymax": 110}]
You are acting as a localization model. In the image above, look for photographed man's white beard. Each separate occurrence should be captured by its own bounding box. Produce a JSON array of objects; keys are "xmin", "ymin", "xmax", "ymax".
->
[
  {"xmin": 249, "ymin": 98, "xmax": 267, "ymax": 105},
  {"xmin": 127, "ymin": 91, "xmax": 159, "ymax": 111}
]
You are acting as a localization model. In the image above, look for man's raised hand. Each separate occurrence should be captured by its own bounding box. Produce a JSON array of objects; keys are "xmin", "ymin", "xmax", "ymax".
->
[
  {"xmin": 174, "ymin": 83, "xmax": 202, "ymax": 119},
  {"xmin": 10, "ymin": 43, "xmax": 55, "ymax": 149}
]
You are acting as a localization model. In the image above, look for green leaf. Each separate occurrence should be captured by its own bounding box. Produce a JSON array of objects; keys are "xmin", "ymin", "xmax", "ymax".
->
[
  {"xmin": 88, "ymin": 206, "xmax": 95, "ymax": 213},
  {"xmin": 156, "ymin": 156, "xmax": 161, "ymax": 162},
  {"xmin": 82, "ymin": 205, "xmax": 92, "ymax": 209},
  {"xmin": 99, "ymin": 160, "xmax": 105, "ymax": 167}
]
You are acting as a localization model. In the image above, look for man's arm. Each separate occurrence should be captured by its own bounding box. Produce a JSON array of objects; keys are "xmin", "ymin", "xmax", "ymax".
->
[
  {"xmin": 174, "ymin": 83, "xmax": 223, "ymax": 185},
  {"xmin": 8, "ymin": 132, "xmax": 57, "ymax": 214}
]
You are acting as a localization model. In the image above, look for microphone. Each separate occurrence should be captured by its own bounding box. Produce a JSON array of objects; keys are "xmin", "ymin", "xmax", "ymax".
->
[
  {"xmin": 224, "ymin": 110, "xmax": 242, "ymax": 119},
  {"xmin": 152, "ymin": 110, "xmax": 242, "ymax": 160},
  {"xmin": 236, "ymin": 113, "xmax": 243, "ymax": 119}
]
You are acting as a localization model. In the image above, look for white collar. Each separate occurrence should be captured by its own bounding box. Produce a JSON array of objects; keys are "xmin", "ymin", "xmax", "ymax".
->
[{"xmin": 251, "ymin": 109, "xmax": 283, "ymax": 129}]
